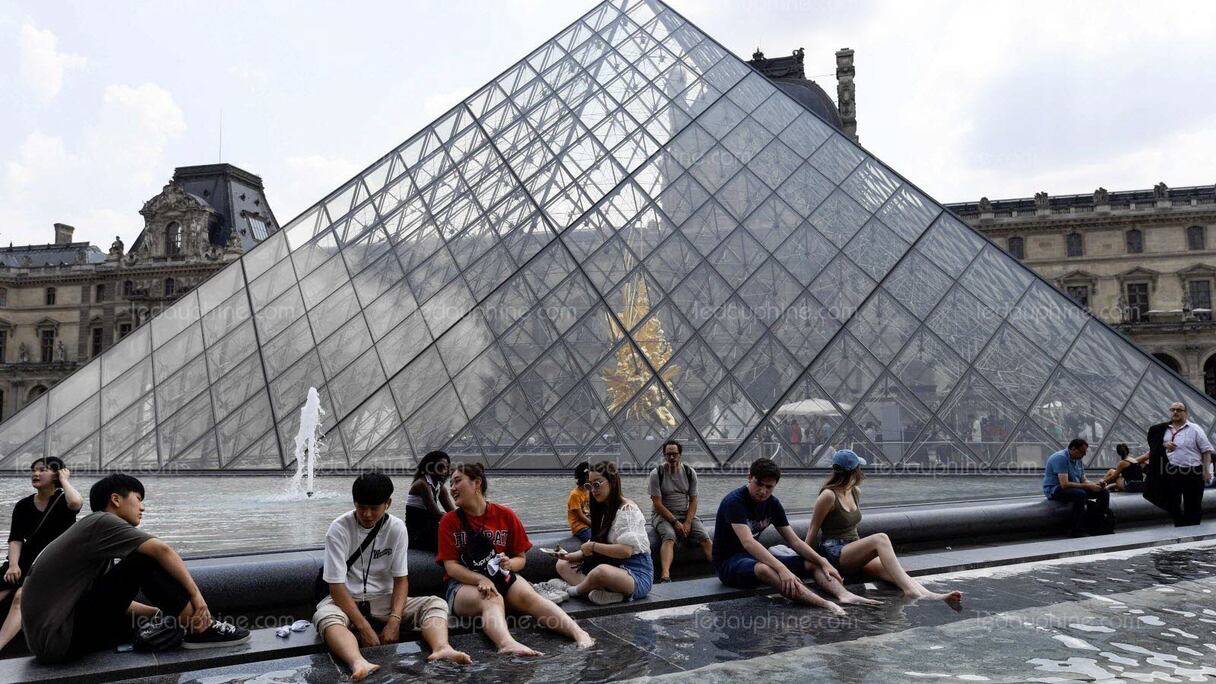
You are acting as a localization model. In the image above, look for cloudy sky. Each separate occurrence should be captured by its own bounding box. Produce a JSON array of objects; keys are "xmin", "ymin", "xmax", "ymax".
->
[{"xmin": 2, "ymin": 0, "xmax": 1214, "ymax": 249}]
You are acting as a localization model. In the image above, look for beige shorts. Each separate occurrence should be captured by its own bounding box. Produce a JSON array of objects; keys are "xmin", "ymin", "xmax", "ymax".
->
[{"xmin": 312, "ymin": 593, "xmax": 448, "ymax": 635}]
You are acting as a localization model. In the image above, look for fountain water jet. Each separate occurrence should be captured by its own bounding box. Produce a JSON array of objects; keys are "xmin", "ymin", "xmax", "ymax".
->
[{"xmin": 287, "ymin": 387, "xmax": 325, "ymax": 499}]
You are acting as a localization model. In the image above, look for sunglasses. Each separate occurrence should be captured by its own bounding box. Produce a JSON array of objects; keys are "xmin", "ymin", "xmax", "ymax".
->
[{"xmin": 582, "ymin": 480, "xmax": 608, "ymax": 492}]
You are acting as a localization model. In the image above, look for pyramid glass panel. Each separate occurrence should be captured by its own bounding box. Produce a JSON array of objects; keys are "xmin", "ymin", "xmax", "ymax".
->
[{"xmin": 3, "ymin": 0, "xmax": 1214, "ymax": 472}]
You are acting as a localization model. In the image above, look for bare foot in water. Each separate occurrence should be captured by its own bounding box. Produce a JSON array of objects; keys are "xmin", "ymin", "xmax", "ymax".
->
[
  {"xmin": 350, "ymin": 659, "xmax": 381, "ymax": 681},
  {"xmin": 910, "ymin": 589, "xmax": 963, "ymax": 603},
  {"xmin": 839, "ymin": 593, "xmax": 882, "ymax": 606},
  {"xmin": 824, "ymin": 600, "xmax": 846, "ymax": 616},
  {"xmin": 428, "ymin": 645, "xmax": 472, "ymax": 664},
  {"xmin": 574, "ymin": 632, "xmax": 595, "ymax": 649},
  {"xmin": 499, "ymin": 641, "xmax": 544, "ymax": 657}
]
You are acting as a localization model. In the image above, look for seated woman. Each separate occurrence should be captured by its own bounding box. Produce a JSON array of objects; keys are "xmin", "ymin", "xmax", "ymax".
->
[
  {"xmin": 437, "ymin": 463, "xmax": 593, "ymax": 656},
  {"xmin": 807, "ymin": 450, "xmax": 962, "ymax": 604},
  {"xmin": 554, "ymin": 461, "xmax": 653, "ymax": 605},
  {"xmin": 406, "ymin": 450, "xmax": 455, "ymax": 552},
  {"xmin": 1100, "ymin": 443, "xmax": 1149, "ymax": 493},
  {"xmin": 0, "ymin": 457, "xmax": 83, "ymax": 652}
]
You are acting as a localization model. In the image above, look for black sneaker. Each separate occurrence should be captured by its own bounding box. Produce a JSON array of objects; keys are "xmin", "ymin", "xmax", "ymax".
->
[{"xmin": 182, "ymin": 620, "xmax": 251, "ymax": 649}]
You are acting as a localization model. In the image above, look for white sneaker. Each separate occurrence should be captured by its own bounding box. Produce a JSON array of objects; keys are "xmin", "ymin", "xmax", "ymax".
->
[
  {"xmin": 587, "ymin": 589, "xmax": 625, "ymax": 606},
  {"xmin": 535, "ymin": 578, "xmax": 569, "ymax": 593},
  {"xmin": 540, "ymin": 588, "xmax": 568, "ymax": 604}
]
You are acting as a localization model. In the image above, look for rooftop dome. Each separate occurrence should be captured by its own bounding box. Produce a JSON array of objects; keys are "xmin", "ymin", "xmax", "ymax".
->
[{"xmin": 747, "ymin": 48, "xmax": 845, "ymax": 133}]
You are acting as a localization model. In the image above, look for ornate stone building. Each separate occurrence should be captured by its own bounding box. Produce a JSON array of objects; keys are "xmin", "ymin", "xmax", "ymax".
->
[
  {"xmin": 946, "ymin": 184, "xmax": 1216, "ymax": 396},
  {"xmin": 747, "ymin": 47, "xmax": 858, "ymax": 143},
  {"xmin": 0, "ymin": 164, "xmax": 280, "ymax": 419}
]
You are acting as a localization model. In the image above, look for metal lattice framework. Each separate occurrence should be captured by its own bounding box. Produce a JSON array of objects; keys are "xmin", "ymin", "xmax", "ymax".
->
[{"xmin": 3, "ymin": 0, "xmax": 1214, "ymax": 472}]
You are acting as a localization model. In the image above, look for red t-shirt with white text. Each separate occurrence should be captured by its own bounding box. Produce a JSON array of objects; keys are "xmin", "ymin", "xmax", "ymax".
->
[{"xmin": 436, "ymin": 503, "xmax": 532, "ymax": 581}]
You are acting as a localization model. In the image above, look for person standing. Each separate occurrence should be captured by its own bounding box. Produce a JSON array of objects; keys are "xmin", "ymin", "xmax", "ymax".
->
[
  {"xmin": 648, "ymin": 440, "xmax": 711, "ymax": 583},
  {"xmin": 1160, "ymin": 402, "xmax": 1214, "ymax": 526},
  {"xmin": 1042, "ymin": 438, "xmax": 1111, "ymax": 536}
]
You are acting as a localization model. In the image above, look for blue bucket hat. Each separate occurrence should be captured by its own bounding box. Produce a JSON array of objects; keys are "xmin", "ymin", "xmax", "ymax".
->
[{"xmin": 831, "ymin": 449, "xmax": 866, "ymax": 471}]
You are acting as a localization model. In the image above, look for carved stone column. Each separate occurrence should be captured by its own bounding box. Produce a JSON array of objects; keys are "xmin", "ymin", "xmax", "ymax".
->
[{"xmin": 835, "ymin": 48, "xmax": 857, "ymax": 143}]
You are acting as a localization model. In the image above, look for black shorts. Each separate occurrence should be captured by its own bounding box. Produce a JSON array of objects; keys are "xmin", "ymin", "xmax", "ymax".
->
[{"xmin": 1123, "ymin": 480, "xmax": 1146, "ymax": 493}]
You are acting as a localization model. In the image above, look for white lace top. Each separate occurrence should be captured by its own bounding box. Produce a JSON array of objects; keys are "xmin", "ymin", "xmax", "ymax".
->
[{"xmin": 607, "ymin": 500, "xmax": 650, "ymax": 556}]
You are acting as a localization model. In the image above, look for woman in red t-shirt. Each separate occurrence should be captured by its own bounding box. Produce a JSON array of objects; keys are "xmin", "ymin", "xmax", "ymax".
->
[{"xmin": 437, "ymin": 463, "xmax": 594, "ymax": 656}]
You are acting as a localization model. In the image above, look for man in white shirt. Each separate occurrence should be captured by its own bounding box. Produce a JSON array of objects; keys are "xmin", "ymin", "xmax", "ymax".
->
[
  {"xmin": 1161, "ymin": 402, "xmax": 1214, "ymax": 526},
  {"xmin": 313, "ymin": 472, "xmax": 470, "ymax": 681}
]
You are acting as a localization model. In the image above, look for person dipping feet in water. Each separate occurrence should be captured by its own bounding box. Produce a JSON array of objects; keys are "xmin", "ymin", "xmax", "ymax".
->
[
  {"xmin": 712, "ymin": 458, "xmax": 874, "ymax": 614},
  {"xmin": 314, "ymin": 472, "xmax": 469, "ymax": 681},
  {"xmin": 438, "ymin": 463, "xmax": 594, "ymax": 656},
  {"xmin": 554, "ymin": 461, "xmax": 653, "ymax": 605},
  {"xmin": 808, "ymin": 450, "xmax": 962, "ymax": 605}
]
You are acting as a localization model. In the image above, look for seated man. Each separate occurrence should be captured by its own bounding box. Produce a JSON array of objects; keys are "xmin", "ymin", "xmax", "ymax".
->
[
  {"xmin": 649, "ymin": 439, "xmax": 712, "ymax": 582},
  {"xmin": 712, "ymin": 458, "xmax": 876, "ymax": 614},
  {"xmin": 314, "ymin": 472, "xmax": 469, "ymax": 681},
  {"xmin": 1100, "ymin": 443, "xmax": 1149, "ymax": 493},
  {"xmin": 19, "ymin": 474, "xmax": 249, "ymax": 663},
  {"xmin": 1043, "ymin": 438, "xmax": 1111, "ymax": 537}
]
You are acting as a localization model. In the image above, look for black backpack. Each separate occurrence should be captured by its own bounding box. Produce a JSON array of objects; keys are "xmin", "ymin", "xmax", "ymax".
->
[
  {"xmin": 656, "ymin": 463, "xmax": 693, "ymax": 493},
  {"xmin": 1085, "ymin": 507, "xmax": 1116, "ymax": 536}
]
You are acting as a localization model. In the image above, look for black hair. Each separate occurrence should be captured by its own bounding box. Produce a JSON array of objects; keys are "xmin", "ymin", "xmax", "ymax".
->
[
  {"xmin": 1067, "ymin": 438, "xmax": 1089, "ymax": 452},
  {"xmin": 662, "ymin": 439, "xmax": 682, "ymax": 455},
  {"xmin": 454, "ymin": 462, "xmax": 487, "ymax": 494},
  {"xmin": 30, "ymin": 456, "xmax": 65, "ymax": 472},
  {"xmin": 749, "ymin": 458, "xmax": 781, "ymax": 483},
  {"xmin": 574, "ymin": 461, "xmax": 590, "ymax": 486},
  {"xmin": 352, "ymin": 471, "xmax": 394, "ymax": 505},
  {"xmin": 1115, "ymin": 443, "xmax": 1130, "ymax": 458},
  {"xmin": 413, "ymin": 450, "xmax": 450, "ymax": 483},
  {"xmin": 89, "ymin": 473, "xmax": 145, "ymax": 512},
  {"xmin": 588, "ymin": 461, "xmax": 623, "ymax": 544}
]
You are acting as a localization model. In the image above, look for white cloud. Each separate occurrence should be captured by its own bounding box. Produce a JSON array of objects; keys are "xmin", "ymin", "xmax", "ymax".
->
[
  {"xmin": 88, "ymin": 83, "xmax": 187, "ymax": 191},
  {"xmin": 4, "ymin": 131, "xmax": 70, "ymax": 189},
  {"xmin": 18, "ymin": 20, "xmax": 86, "ymax": 100}
]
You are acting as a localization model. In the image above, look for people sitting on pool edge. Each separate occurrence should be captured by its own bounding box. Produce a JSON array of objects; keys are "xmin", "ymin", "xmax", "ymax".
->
[
  {"xmin": 405, "ymin": 450, "xmax": 455, "ymax": 552},
  {"xmin": 566, "ymin": 461, "xmax": 593, "ymax": 543},
  {"xmin": 808, "ymin": 450, "xmax": 962, "ymax": 604},
  {"xmin": 21, "ymin": 474, "xmax": 249, "ymax": 663},
  {"xmin": 649, "ymin": 439, "xmax": 713, "ymax": 583},
  {"xmin": 438, "ymin": 462, "xmax": 594, "ymax": 656},
  {"xmin": 315, "ymin": 472, "xmax": 468, "ymax": 682},
  {"xmin": 1099, "ymin": 443, "xmax": 1149, "ymax": 493},
  {"xmin": 0, "ymin": 457, "xmax": 83, "ymax": 653},
  {"xmin": 549, "ymin": 460, "xmax": 654, "ymax": 605},
  {"xmin": 712, "ymin": 457, "xmax": 877, "ymax": 614},
  {"xmin": 1042, "ymin": 438, "xmax": 1112, "ymax": 537}
]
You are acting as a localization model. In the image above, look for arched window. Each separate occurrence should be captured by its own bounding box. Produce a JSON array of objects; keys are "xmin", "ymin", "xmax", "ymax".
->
[
  {"xmin": 27, "ymin": 385, "xmax": 48, "ymax": 402},
  {"xmin": 166, "ymin": 222, "xmax": 182, "ymax": 256},
  {"xmin": 1007, "ymin": 236, "xmax": 1024, "ymax": 260},
  {"xmin": 1187, "ymin": 225, "xmax": 1206, "ymax": 251},
  {"xmin": 45, "ymin": 287, "xmax": 56, "ymax": 306},
  {"xmin": 123, "ymin": 280, "xmax": 134, "ymax": 297},
  {"xmin": 1125, "ymin": 229, "xmax": 1143, "ymax": 254},
  {"xmin": 1065, "ymin": 232, "xmax": 1083, "ymax": 257},
  {"xmin": 1153, "ymin": 353, "xmax": 1181, "ymax": 375},
  {"xmin": 164, "ymin": 278, "xmax": 175, "ymax": 297}
]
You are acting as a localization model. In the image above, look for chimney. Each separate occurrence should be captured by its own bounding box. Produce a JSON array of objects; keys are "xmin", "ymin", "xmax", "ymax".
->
[
  {"xmin": 835, "ymin": 48, "xmax": 857, "ymax": 143},
  {"xmin": 53, "ymin": 223, "xmax": 75, "ymax": 245}
]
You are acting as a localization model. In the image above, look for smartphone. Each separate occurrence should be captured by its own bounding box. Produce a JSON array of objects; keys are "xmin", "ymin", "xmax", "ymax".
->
[
  {"xmin": 539, "ymin": 547, "xmax": 562, "ymax": 557},
  {"xmin": 116, "ymin": 644, "xmax": 134, "ymax": 653}
]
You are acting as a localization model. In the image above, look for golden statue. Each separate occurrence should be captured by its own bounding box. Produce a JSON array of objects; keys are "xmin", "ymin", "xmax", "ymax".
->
[{"xmin": 600, "ymin": 249, "xmax": 680, "ymax": 427}]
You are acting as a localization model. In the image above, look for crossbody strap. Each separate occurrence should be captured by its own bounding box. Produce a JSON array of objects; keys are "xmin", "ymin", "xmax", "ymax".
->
[
  {"xmin": 345, "ymin": 515, "xmax": 387, "ymax": 571},
  {"xmin": 27, "ymin": 489, "xmax": 66, "ymax": 542}
]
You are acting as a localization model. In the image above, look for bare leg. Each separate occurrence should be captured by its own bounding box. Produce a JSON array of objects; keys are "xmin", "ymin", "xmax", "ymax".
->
[
  {"xmin": 807, "ymin": 562, "xmax": 880, "ymax": 606},
  {"xmin": 322, "ymin": 624, "xmax": 380, "ymax": 681},
  {"xmin": 505, "ymin": 581, "xmax": 593, "ymax": 648},
  {"xmin": 420, "ymin": 614, "xmax": 471, "ymax": 664},
  {"xmin": 753, "ymin": 563, "xmax": 844, "ymax": 615},
  {"xmin": 128, "ymin": 601, "xmax": 159, "ymax": 619},
  {"xmin": 572, "ymin": 565, "xmax": 636, "ymax": 596},
  {"xmin": 699, "ymin": 539, "xmax": 713, "ymax": 563},
  {"xmin": 454, "ymin": 585, "xmax": 541, "ymax": 657},
  {"xmin": 0, "ymin": 588, "xmax": 21, "ymax": 652},
  {"xmin": 841, "ymin": 534, "xmax": 961, "ymax": 603},
  {"xmin": 658, "ymin": 539, "xmax": 675, "ymax": 580},
  {"xmin": 555, "ymin": 559, "xmax": 586, "ymax": 586}
]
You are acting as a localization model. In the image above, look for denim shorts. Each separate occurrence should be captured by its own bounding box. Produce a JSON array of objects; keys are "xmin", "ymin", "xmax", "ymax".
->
[
  {"xmin": 573, "ymin": 528, "xmax": 592, "ymax": 542},
  {"xmin": 619, "ymin": 552, "xmax": 654, "ymax": 600},
  {"xmin": 819, "ymin": 537, "xmax": 853, "ymax": 568},
  {"xmin": 715, "ymin": 551, "xmax": 806, "ymax": 589}
]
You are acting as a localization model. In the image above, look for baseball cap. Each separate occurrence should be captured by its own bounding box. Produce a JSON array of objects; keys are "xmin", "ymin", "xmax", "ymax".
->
[{"xmin": 831, "ymin": 449, "xmax": 866, "ymax": 471}]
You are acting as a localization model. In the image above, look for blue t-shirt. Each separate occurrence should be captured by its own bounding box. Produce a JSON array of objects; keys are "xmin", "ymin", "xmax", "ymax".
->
[
  {"xmin": 1042, "ymin": 449, "xmax": 1083, "ymax": 496},
  {"xmin": 712, "ymin": 485, "xmax": 790, "ymax": 565}
]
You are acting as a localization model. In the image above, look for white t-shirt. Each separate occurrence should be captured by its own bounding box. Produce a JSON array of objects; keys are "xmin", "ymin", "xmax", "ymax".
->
[
  {"xmin": 322, "ymin": 511, "xmax": 409, "ymax": 598},
  {"xmin": 608, "ymin": 500, "xmax": 651, "ymax": 556}
]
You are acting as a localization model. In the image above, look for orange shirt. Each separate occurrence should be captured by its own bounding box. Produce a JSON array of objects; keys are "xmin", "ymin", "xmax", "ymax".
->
[{"xmin": 566, "ymin": 486, "xmax": 590, "ymax": 534}]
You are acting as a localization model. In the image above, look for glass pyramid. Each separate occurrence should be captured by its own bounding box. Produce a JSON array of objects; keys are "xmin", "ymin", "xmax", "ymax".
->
[{"xmin": 3, "ymin": 0, "xmax": 1213, "ymax": 472}]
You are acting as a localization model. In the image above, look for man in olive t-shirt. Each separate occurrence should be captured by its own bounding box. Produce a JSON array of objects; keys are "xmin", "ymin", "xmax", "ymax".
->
[{"xmin": 20, "ymin": 474, "xmax": 248, "ymax": 662}]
